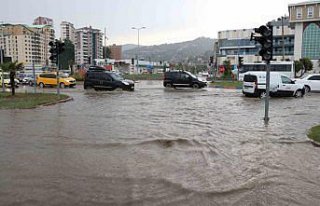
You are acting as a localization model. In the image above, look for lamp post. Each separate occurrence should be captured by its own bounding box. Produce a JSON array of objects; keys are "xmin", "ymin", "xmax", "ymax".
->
[
  {"xmin": 131, "ymin": 26, "xmax": 146, "ymax": 73},
  {"xmin": 278, "ymin": 16, "xmax": 286, "ymax": 61}
]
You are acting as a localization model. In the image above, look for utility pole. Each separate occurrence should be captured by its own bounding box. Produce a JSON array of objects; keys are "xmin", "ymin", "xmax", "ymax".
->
[
  {"xmin": 281, "ymin": 16, "xmax": 285, "ymax": 61},
  {"xmin": 1, "ymin": 22, "xmax": 4, "ymax": 92}
]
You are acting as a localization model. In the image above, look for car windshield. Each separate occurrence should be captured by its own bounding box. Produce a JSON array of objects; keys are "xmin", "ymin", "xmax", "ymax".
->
[
  {"xmin": 59, "ymin": 73, "xmax": 69, "ymax": 78},
  {"xmin": 3, "ymin": 74, "xmax": 10, "ymax": 79},
  {"xmin": 110, "ymin": 73, "xmax": 124, "ymax": 81},
  {"xmin": 185, "ymin": 71, "xmax": 197, "ymax": 79}
]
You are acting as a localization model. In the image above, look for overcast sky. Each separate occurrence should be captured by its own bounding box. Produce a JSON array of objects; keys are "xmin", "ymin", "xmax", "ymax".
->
[{"xmin": 1, "ymin": 0, "xmax": 302, "ymax": 46}]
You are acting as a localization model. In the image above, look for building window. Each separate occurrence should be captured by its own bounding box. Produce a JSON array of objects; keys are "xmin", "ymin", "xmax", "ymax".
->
[
  {"xmin": 307, "ymin": 6, "xmax": 314, "ymax": 18},
  {"xmin": 302, "ymin": 23, "xmax": 320, "ymax": 59},
  {"xmin": 296, "ymin": 7, "xmax": 302, "ymax": 19}
]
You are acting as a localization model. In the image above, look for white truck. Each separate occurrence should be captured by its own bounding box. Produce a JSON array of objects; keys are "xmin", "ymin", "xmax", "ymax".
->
[{"xmin": 242, "ymin": 72, "xmax": 305, "ymax": 98}]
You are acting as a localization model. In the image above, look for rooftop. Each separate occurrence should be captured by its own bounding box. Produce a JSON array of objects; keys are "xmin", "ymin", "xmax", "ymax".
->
[{"xmin": 288, "ymin": 1, "xmax": 320, "ymax": 7}]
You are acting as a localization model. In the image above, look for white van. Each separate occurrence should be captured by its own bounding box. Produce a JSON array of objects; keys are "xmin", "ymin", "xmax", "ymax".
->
[{"xmin": 242, "ymin": 72, "xmax": 305, "ymax": 98}]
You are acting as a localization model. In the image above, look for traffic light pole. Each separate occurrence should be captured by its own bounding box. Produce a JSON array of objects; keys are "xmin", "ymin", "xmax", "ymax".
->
[
  {"xmin": 264, "ymin": 61, "xmax": 270, "ymax": 124},
  {"xmin": 57, "ymin": 54, "xmax": 60, "ymax": 96}
]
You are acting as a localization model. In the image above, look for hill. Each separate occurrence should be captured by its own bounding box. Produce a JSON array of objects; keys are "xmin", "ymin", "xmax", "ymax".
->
[{"xmin": 122, "ymin": 37, "xmax": 214, "ymax": 64}]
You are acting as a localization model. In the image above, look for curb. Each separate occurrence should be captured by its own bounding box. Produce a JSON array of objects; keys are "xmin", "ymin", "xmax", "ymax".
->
[
  {"xmin": 209, "ymin": 85, "xmax": 242, "ymax": 90},
  {"xmin": 308, "ymin": 138, "xmax": 320, "ymax": 147},
  {"xmin": 41, "ymin": 96, "xmax": 73, "ymax": 107}
]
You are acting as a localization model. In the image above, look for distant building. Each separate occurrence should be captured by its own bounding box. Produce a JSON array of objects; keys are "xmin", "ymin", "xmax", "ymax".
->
[
  {"xmin": 0, "ymin": 23, "xmax": 55, "ymax": 66},
  {"xmin": 60, "ymin": 21, "xmax": 76, "ymax": 43},
  {"xmin": 75, "ymin": 26, "xmax": 103, "ymax": 65},
  {"xmin": 216, "ymin": 17, "xmax": 295, "ymax": 66},
  {"xmin": 33, "ymin": 16, "xmax": 53, "ymax": 26},
  {"xmin": 109, "ymin": 44, "xmax": 122, "ymax": 60},
  {"xmin": 289, "ymin": 1, "xmax": 320, "ymax": 60}
]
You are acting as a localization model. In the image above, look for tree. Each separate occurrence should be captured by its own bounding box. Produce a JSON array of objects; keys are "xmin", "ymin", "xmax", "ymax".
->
[
  {"xmin": 59, "ymin": 39, "xmax": 75, "ymax": 70},
  {"xmin": 103, "ymin": 46, "xmax": 111, "ymax": 59},
  {"xmin": 294, "ymin": 57, "xmax": 313, "ymax": 77},
  {"xmin": 222, "ymin": 60, "xmax": 232, "ymax": 80},
  {"xmin": 1, "ymin": 61, "xmax": 23, "ymax": 95}
]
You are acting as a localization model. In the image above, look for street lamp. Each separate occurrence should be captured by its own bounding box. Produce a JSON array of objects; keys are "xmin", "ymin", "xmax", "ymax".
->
[{"xmin": 131, "ymin": 26, "xmax": 146, "ymax": 73}]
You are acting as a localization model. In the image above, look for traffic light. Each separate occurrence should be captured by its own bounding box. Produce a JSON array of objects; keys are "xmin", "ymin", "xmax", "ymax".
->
[
  {"xmin": 238, "ymin": 56, "xmax": 244, "ymax": 67},
  {"xmin": 49, "ymin": 41, "xmax": 58, "ymax": 64},
  {"xmin": 57, "ymin": 42, "xmax": 65, "ymax": 54},
  {"xmin": 209, "ymin": 56, "xmax": 213, "ymax": 65},
  {"xmin": 49, "ymin": 40, "xmax": 66, "ymax": 65},
  {"xmin": 250, "ymin": 24, "xmax": 273, "ymax": 62}
]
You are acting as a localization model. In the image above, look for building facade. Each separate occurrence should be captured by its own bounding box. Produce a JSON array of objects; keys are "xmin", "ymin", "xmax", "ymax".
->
[
  {"xmin": 289, "ymin": 1, "xmax": 320, "ymax": 60},
  {"xmin": 215, "ymin": 17, "xmax": 295, "ymax": 66},
  {"xmin": 0, "ymin": 23, "xmax": 55, "ymax": 66},
  {"xmin": 33, "ymin": 17, "xmax": 53, "ymax": 26},
  {"xmin": 109, "ymin": 44, "xmax": 122, "ymax": 60},
  {"xmin": 75, "ymin": 26, "xmax": 103, "ymax": 65},
  {"xmin": 60, "ymin": 21, "xmax": 75, "ymax": 43}
]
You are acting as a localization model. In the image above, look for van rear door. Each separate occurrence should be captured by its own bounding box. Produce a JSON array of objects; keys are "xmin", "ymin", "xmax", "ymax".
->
[{"xmin": 243, "ymin": 74, "xmax": 257, "ymax": 94}]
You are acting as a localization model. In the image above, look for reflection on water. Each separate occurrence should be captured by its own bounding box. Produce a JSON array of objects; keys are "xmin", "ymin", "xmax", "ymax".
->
[{"xmin": 1, "ymin": 81, "xmax": 320, "ymax": 205}]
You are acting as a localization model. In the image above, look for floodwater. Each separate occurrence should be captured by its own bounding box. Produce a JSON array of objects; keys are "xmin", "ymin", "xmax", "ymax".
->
[{"xmin": 1, "ymin": 81, "xmax": 320, "ymax": 205}]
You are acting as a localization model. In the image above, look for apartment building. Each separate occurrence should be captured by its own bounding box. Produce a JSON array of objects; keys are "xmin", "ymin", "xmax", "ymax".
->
[
  {"xmin": 60, "ymin": 21, "xmax": 75, "ymax": 43},
  {"xmin": 75, "ymin": 26, "xmax": 103, "ymax": 65},
  {"xmin": 109, "ymin": 44, "xmax": 122, "ymax": 60},
  {"xmin": 0, "ymin": 23, "xmax": 54, "ymax": 66},
  {"xmin": 33, "ymin": 17, "xmax": 53, "ymax": 26},
  {"xmin": 289, "ymin": 1, "xmax": 320, "ymax": 60}
]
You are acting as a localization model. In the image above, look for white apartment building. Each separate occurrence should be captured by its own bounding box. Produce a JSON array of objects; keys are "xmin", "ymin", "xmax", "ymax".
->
[
  {"xmin": 75, "ymin": 26, "xmax": 103, "ymax": 65},
  {"xmin": 60, "ymin": 21, "xmax": 75, "ymax": 43},
  {"xmin": 0, "ymin": 24, "xmax": 55, "ymax": 66}
]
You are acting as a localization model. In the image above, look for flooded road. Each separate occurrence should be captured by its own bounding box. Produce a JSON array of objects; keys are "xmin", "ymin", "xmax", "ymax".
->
[{"xmin": 1, "ymin": 81, "xmax": 320, "ymax": 205}]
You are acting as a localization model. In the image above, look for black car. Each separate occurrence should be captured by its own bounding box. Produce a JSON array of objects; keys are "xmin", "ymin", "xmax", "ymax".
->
[
  {"xmin": 163, "ymin": 70, "xmax": 207, "ymax": 89},
  {"xmin": 84, "ymin": 69, "xmax": 134, "ymax": 91}
]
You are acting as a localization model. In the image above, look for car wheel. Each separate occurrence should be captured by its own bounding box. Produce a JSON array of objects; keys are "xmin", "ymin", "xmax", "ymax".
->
[
  {"xmin": 192, "ymin": 83, "xmax": 200, "ymax": 89},
  {"xmin": 39, "ymin": 82, "xmax": 44, "ymax": 88},
  {"xmin": 259, "ymin": 91, "xmax": 267, "ymax": 99},
  {"xmin": 165, "ymin": 83, "xmax": 172, "ymax": 88},
  {"xmin": 304, "ymin": 86, "xmax": 311, "ymax": 93},
  {"xmin": 60, "ymin": 83, "xmax": 65, "ymax": 88},
  {"xmin": 294, "ymin": 89, "xmax": 304, "ymax": 98}
]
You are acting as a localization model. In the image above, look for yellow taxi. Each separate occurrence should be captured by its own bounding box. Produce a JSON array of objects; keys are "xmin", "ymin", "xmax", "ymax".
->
[{"xmin": 37, "ymin": 72, "xmax": 76, "ymax": 88}]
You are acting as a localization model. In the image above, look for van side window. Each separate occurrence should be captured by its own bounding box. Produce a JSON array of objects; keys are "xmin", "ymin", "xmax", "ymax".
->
[{"xmin": 281, "ymin": 76, "xmax": 292, "ymax": 84}]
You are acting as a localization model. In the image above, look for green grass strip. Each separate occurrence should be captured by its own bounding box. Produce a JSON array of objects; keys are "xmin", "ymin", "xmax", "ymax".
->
[
  {"xmin": 308, "ymin": 125, "xmax": 320, "ymax": 143},
  {"xmin": 0, "ymin": 93, "xmax": 69, "ymax": 109}
]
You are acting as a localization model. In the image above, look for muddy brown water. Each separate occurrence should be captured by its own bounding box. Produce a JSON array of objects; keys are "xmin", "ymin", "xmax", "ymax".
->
[{"xmin": 1, "ymin": 81, "xmax": 320, "ymax": 205}]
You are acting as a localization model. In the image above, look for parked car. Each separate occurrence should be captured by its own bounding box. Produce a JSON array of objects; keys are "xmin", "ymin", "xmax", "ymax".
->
[
  {"xmin": 294, "ymin": 74, "xmax": 320, "ymax": 92},
  {"xmin": 242, "ymin": 72, "xmax": 305, "ymax": 98},
  {"xmin": 37, "ymin": 72, "xmax": 76, "ymax": 88},
  {"xmin": 22, "ymin": 74, "xmax": 36, "ymax": 86},
  {"xmin": 163, "ymin": 70, "xmax": 207, "ymax": 89},
  {"xmin": 0, "ymin": 72, "xmax": 19, "ymax": 88},
  {"xmin": 84, "ymin": 69, "xmax": 134, "ymax": 91}
]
